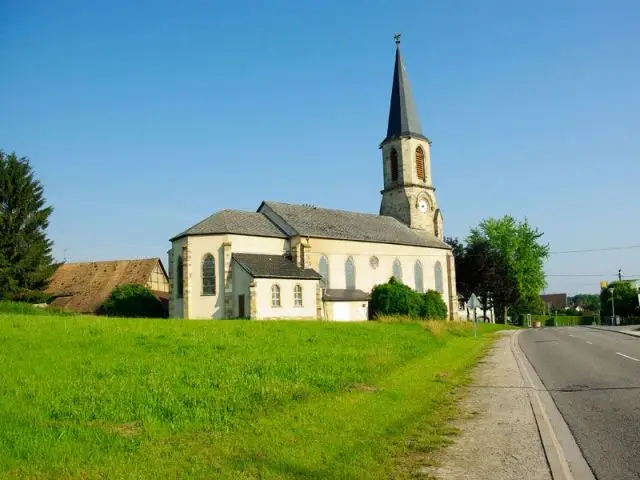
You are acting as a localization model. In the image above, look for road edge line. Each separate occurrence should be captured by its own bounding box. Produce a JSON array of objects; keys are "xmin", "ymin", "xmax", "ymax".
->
[
  {"xmin": 584, "ymin": 326, "xmax": 640, "ymax": 338},
  {"xmin": 511, "ymin": 331, "xmax": 596, "ymax": 480}
]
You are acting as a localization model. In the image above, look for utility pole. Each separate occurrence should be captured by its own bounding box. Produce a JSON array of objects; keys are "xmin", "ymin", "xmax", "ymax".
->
[{"xmin": 609, "ymin": 287, "xmax": 616, "ymax": 326}]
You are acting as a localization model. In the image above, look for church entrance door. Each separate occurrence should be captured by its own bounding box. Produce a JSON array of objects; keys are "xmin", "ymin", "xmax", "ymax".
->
[{"xmin": 238, "ymin": 295, "xmax": 245, "ymax": 318}]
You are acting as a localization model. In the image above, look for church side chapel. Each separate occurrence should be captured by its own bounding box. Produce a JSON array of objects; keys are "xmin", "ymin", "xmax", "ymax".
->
[{"xmin": 168, "ymin": 37, "xmax": 458, "ymax": 321}]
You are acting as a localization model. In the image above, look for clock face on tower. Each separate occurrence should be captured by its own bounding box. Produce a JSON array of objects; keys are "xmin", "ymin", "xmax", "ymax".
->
[{"xmin": 417, "ymin": 198, "xmax": 429, "ymax": 214}]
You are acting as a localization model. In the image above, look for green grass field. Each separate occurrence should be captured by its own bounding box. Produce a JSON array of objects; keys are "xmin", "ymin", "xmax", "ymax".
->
[{"xmin": 0, "ymin": 313, "xmax": 505, "ymax": 479}]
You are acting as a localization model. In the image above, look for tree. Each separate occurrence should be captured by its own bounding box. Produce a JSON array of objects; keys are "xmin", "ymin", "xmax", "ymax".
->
[
  {"xmin": 569, "ymin": 294, "xmax": 600, "ymax": 312},
  {"xmin": 463, "ymin": 237, "xmax": 519, "ymax": 323},
  {"xmin": 600, "ymin": 281, "xmax": 639, "ymax": 318},
  {"xmin": 0, "ymin": 151, "xmax": 57, "ymax": 300},
  {"xmin": 468, "ymin": 216, "xmax": 549, "ymax": 320},
  {"xmin": 445, "ymin": 236, "xmax": 469, "ymax": 298}
]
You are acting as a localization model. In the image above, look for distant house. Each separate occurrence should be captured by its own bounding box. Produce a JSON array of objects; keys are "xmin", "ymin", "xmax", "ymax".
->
[
  {"xmin": 45, "ymin": 258, "xmax": 169, "ymax": 314},
  {"xmin": 540, "ymin": 293, "xmax": 568, "ymax": 311}
]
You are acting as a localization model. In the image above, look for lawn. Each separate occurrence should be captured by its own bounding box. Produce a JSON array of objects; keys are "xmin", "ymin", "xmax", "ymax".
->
[{"xmin": 0, "ymin": 313, "xmax": 505, "ymax": 479}]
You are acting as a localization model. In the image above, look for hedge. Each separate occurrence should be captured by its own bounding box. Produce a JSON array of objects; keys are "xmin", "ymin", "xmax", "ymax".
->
[{"xmin": 522, "ymin": 314, "xmax": 598, "ymax": 327}]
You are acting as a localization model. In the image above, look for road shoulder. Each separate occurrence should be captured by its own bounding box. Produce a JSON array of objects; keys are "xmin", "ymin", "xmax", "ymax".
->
[{"xmin": 423, "ymin": 330, "xmax": 552, "ymax": 480}]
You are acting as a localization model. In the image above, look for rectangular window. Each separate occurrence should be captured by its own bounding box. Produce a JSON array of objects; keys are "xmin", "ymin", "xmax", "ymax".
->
[
  {"xmin": 271, "ymin": 285, "xmax": 281, "ymax": 307},
  {"xmin": 294, "ymin": 285, "xmax": 303, "ymax": 307}
]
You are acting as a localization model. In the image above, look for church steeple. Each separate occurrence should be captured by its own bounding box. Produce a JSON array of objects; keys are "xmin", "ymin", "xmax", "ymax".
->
[
  {"xmin": 379, "ymin": 35, "xmax": 443, "ymax": 240},
  {"xmin": 383, "ymin": 34, "xmax": 427, "ymax": 145}
]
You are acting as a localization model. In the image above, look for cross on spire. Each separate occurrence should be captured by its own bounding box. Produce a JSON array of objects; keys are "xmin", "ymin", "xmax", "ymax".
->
[{"xmin": 394, "ymin": 33, "xmax": 401, "ymax": 45}]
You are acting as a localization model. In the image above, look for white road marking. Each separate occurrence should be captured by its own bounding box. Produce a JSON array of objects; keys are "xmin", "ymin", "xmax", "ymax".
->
[
  {"xmin": 616, "ymin": 352, "xmax": 640, "ymax": 362},
  {"xmin": 568, "ymin": 334, "xmax": 575, "ymax": 337},
  {"xmin": 585, "ymin": 341, "xmax": 593, "ymax": 345}
]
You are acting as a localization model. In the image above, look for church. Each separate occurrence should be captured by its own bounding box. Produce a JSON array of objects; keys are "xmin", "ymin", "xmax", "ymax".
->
[{"xmin": 167, "ymin": 38, "xmax": 458, "ymax": 321}]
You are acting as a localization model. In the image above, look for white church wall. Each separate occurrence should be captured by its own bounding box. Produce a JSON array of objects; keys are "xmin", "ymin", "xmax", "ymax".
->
[
  {"xmin": 225, "ymin": 234, "xmax": 288, "ymax": 256},
  {"xmin": 307, "ymin": 237, "xmax": 452, "ymax": 308},
  {"xmin": 254, "ymin": 278, "xmax": 317, "ymax": 320}
]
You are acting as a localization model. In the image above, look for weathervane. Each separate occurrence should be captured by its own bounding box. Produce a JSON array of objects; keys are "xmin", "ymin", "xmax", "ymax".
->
[{"xmin": 394, "ymin": 33, "xmax": 401, "ymax": 45}]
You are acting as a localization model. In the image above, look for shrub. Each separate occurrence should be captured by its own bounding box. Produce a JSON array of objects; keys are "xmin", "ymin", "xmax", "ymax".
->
[
  {"xmin": 370, "ymin": 278, "xmax": 421, "ymax": 317},
  {"xmin": 99, "ymin": 284, "xmax": 167, "ymax": 318},
  {"xmin": 420, "ymin": 290, "xmax": 448, "ymax": 320},
  {"xmin": 370, "ymin": 278, "xmax": 448, "ymax": 320}
]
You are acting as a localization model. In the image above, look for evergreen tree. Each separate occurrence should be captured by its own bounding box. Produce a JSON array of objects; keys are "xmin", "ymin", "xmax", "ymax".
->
[{"xmin": 0, "ymin": 150, "xmax": 57, "ymax": 300}]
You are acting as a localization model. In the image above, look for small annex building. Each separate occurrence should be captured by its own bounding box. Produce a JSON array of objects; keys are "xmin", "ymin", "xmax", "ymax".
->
[
  {"xmin": 45, "ymin": 258, "xmax": 169, "ymax": 314},
  {"xmin": 168, "ymin": 39, "xmax": 458, "ymax": 322}
]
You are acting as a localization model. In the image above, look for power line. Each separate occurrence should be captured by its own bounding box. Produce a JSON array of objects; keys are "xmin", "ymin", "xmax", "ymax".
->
[
  {"xmin": 549, "ymin": 245, "xmax": 640, "ymax": 255},
  {"xmin": 546, "ymin": 274, "xmax": 616, "ymax": 277}
]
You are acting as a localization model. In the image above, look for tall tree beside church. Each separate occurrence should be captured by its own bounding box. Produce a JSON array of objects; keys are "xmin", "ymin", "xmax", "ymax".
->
[
  {"xmin": 469, "ymin": 215, "xmax": 549, "ymax": 318},
  {"xmin": 444, "ymin": 236, "xmax": 468, "ymax": 298},
  {"xmin": 446, "ymin": 236, "xmax": 518, "ymax": 322},
  {"xmin": 0, "ymin": 151, "xmax": 57, "ymax": 300},
  {"xmin": 458, "ymin": 237, "xmax": 519, "ymax": 322}
]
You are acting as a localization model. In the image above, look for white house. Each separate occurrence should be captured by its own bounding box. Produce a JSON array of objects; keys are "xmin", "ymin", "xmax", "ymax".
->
[{"xmin": 167, "ymin": 38, "xmax": 458, "ymax": 322}]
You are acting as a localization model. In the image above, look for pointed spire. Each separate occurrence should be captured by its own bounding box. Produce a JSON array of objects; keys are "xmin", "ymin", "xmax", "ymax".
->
[{"xmin": 383, "ymin": 34, "xmax": 427, "ymax": 144}]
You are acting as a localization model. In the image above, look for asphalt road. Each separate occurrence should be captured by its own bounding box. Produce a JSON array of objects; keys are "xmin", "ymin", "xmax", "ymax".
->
[{"xmin": 520, "ymin": 327, "xmax": 640, "ymax": 480}]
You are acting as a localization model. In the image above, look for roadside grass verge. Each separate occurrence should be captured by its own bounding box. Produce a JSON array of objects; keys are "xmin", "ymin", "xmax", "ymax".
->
[{"xmin": 0, "ymin": 315, "xmax": 504, "ymax": 479}]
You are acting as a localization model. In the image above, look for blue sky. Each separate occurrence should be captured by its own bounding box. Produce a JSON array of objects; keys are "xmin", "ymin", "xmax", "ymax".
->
[{"xmin": 2, "ymin": 0, "xmax": 639, "ymax": 295}]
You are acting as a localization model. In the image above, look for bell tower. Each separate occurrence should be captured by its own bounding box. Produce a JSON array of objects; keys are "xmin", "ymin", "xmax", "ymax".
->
[{"xmin": 379, "ymin": 35, "xmax": 443, "ymax": 239}]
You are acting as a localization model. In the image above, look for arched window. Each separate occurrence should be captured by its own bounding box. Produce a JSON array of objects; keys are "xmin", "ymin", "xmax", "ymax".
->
[
  {"xmin": 294, "ymin": 284, "xmax": 303, "ymax": 307},
  {"xmin": 393, "ymin": 258, "xmax": 403, "ymax": 282},
  {"xmin": 319, "ymin": 255, "xmax": 329, "ymax": 288},
  {"xmin": 176, "ymin": 256, "xmax": 184, "ymax": 299},
  {"xmin": 390, "ymin": 148, "xmax": 398, "ymax": 181},
  {"xmin": 271, "ymin": 284, "xmax": 281, "ymax": 307},
  {"xmin": 414, "ymin": 260, "xmax": 424, "ymax": 293},
  {"xmin": 416, "ymin": 146, "xmax": 425, "ymax": 182},
  {"xmin": 435, "ymin": 261, "xmax": 444, "ymax": 293},
  {"xmin": 201, "ymin": 253, "xmax": 215, "ymax": 295},
  {"xmin": 345, "ymin": 256, "xmax": 356, "ymax": 290}
]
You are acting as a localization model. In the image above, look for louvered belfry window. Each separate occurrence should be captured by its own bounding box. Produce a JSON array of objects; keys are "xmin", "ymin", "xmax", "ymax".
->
[
  {"xmin": 416, "ymin": 146, "xmax": 425, "ymax": 182},
  {"xmin": 390, "ymin": 148, "xmax": 398, "ymax": 181}
]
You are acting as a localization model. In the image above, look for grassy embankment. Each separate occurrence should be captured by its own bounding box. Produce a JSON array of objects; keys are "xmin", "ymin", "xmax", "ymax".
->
[{"xmin": 0, "ymin": 309, "xmax": 507, "ymax": 479}]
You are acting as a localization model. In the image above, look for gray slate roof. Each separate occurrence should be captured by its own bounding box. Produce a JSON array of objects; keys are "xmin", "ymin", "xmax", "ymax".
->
[
  {"xmin": 233, "ymin": 253, "xmax": 322, "ymax": 280},
  {"xmin": 323, "ymin": 289, "xmax": 371, "ymax": 302},
  {"xmin": 383, "ymin": 44, "xmax": 427, "ymax": 144},
  {"xmin": 171, "ymin": 209, "xmax": 287, "ymax": 241},
  {"xmin": 260, "ymin": 201, "xmax": 450, "ymax": 249}
]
